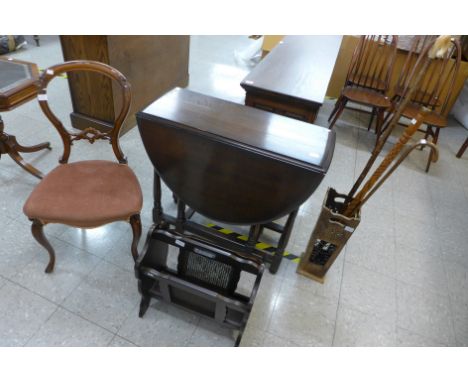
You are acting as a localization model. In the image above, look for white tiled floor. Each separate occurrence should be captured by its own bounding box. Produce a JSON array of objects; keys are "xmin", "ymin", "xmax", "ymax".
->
[{"xmin": 1, "ymin": 35, "xmax": 467, "ymax": 346}]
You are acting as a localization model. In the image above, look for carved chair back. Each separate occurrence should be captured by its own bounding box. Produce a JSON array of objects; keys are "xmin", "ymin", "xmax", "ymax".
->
[
  {"xmin": 37, "ymin": 60, "xmax": 132, "ymax": 164},
  {"xmin": 396, "ymin": 37, "xmax": 461, "ymax": 115},
  {"xmin": 345, "ymin": 35, "xmax": 398, "ymax": 93}
]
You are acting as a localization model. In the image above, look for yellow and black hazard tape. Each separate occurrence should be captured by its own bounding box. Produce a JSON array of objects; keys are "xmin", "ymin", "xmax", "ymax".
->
[{"xmin": 206, "ymin": 223, "xmax": 300, "ymax": 263}]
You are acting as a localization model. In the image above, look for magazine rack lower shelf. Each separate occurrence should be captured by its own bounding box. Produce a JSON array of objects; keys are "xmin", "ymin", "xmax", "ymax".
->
[{"xmin": 135, "ymin": 227, "xmax": 264, "ymax": 346}]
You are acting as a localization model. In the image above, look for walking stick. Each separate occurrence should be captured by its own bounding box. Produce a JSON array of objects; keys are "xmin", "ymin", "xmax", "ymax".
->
[
  {"xmin": 343, "ymin": 35, "xmax": 453, "ymax": 207},
  {"xmin": 343, "ymin": 111, "xmax": 428, "ymax": 217},
  {"xmin": 349, "ymin": 139, "xmax": 438, "ymax": 214}
]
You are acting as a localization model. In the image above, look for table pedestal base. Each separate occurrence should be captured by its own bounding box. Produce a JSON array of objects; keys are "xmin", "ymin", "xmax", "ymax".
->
[{"xmin": 0, "ymin": 116, "xmax": 51, "ymax": 179}]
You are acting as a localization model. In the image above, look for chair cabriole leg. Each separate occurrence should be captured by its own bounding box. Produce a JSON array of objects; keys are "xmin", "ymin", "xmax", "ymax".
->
[
  {"xmin": 31, "ymin": 219, "xmax": 55, "ymax": 273},
  {"xmin": 130, "ymin": 214, "xmax": 142, "ymax": 262}
]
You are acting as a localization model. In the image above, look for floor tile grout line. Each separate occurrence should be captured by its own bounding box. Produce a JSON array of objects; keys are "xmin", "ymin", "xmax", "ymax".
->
[
  {"xmin": 331, "ymin": 126, "xmax": 359, "ymax": 347},
  {"xmin": 439, "ymin": 255, "xmax": 460, "ymax": 346},
  {"xmin": 57, "ymin": 304, "xmax": 120, "ymax": 338},
  {"xmin": 262, "ymin": 330, "xmax": 301, "ymax": 347},
  {"xmin": 23, "ymin": 304, "xmax": 60, "ymax": 346},
  {"xmin": 2, "ymin": 275, "xmax": 60, "ymax": 307},
  {"xmin": 23, "ymin": 304, "xmax": 61, "ymax": 347},
  {"xmin": 0, "ymin": 278, "xmax": 60, "ymax": 345},
  {"xmin": 184, "ymin": 317, "xmax": 204, "ymax": 347},
  {"xmin": 392, "ymin": 177, "xmax": 398, "ymax": 344},
  {"xmin": 108, "ymin": 334, "xmax": 140, "ymax": 347},
  {"xmin": 1, "ymin": 256, "xmax": 126, "ymax": 339},
  {"xmin": 114, "ymin": 298, "xmax": 145, "ymax": 341},
  {"xmin": 331, "ymin": 245, "xmax": 347, "ymax": 347},
  {"xmin": 107, "ymin": 334, "xmax": 118, "ymax": 347},
  {"xmin": 7, "ymin": 240, "xmax": 105, "ymax": 304}
]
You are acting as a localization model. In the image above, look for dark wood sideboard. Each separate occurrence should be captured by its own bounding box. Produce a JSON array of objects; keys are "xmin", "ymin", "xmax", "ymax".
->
[{"xmin": 241, "ymin": 35, "xmax": 343, "ymax": 123}]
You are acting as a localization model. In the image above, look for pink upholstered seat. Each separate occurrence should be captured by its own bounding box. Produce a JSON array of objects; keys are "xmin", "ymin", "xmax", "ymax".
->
[{"xmin": 24, "ymin": 160, "xmax": 143, "ymax": 228}]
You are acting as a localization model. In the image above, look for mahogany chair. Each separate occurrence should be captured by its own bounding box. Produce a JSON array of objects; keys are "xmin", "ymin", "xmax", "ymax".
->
[
  {"xmin": 328, "ymin": 35, "xmax": 398, "ymax": 140},
  {"xmin": 23, "ymin": 60, "xmax": 143, "ymax": 273},
  {"xmin": 391, "ymin": 36, "xmax": 461, "ymax": 172}
]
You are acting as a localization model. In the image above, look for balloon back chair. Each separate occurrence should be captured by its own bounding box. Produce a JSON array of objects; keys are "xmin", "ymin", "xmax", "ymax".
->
[
  {"xmin": 328, "ymin": 35, "xmax": 398, "ymax": 141},
  {"xmin": 23, "ymin": 60, "xmax": 143, "ymax": 273},
  {"xmin": 391, "ymin": 36, "xmax": 461, "ymax": 172}
]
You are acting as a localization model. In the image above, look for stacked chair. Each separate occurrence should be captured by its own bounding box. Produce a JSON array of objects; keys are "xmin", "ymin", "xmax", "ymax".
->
[
  {"xmin": 390, "ymin": 36, "xmax": 461, "ymax": 172},
  {"xmin": 328, "ymin": 35, "xmax": 398, "ymax": 142}
]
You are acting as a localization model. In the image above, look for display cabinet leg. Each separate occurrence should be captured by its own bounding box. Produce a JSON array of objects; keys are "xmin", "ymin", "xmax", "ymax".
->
[
  {"xmin": 7, "ymin": 149, "xmax": 44, "ymax": 179},
  {"xmin": 5, "ymin": 129, "xmax": 51, "ymax": 154},
  {"xmin": 14, "ymin": 140, "xmax": 51, "ymax": 154},
  {"xmin": 0, "ymin": 118, "xmax": 50, "ymax": 179}
]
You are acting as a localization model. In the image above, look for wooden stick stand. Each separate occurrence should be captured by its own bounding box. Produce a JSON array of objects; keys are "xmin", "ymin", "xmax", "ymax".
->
[{"xmin": 297, "ymin": 188, "xmax": 360, "ymax": 282}]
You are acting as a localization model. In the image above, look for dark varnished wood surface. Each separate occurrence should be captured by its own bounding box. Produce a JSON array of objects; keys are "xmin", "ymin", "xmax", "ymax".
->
[
  {"xmin": 137, "ymin": 88, "xmax": 335, "ymax": 225},
  {"xmin": 0, "ymin": 58, "xmax": 39, "ymax": 111},
  {"xmin": 241, "ymin": 36, "xmax": 343, "ymax": 106},
  {"xmin": 60, "ymin": 36, "xmax": 115, "ymax": 123},
  {"xmin": 0, "ymin": 58, "xmax": 50, "ymax": 179},
  {"xmin": 60, "ymin": 35, "xmax": 190, "ymax": 134}
]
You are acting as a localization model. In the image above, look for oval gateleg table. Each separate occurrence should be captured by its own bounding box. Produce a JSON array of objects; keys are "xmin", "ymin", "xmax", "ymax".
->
[
  {"xmin": 0, "ymin": 57, "xmax": 51, "ymax": 179},
  {"xmin": 137, "ymin": 88, "xmax": 336, "ymax": 273}
]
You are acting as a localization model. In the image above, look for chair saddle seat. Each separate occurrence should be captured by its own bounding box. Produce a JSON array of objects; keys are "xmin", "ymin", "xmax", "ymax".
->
[
  {"xmin": 23, "ymin": 160, "xmax": 143, "ymax": 227},
  {"xmin": 348, "ymin": 75, "xmax": 386, "ymax": 91},
  {"xmin": 393, "ymin": 85, "xmax": 441, "ymax": 108},
  {"xmin": 401, "ymin": 102, "xmax": 447, "ymax": 128},
  {"xmin": 342, "ymin": 87, "xmax": 392, "ymax": 108}
]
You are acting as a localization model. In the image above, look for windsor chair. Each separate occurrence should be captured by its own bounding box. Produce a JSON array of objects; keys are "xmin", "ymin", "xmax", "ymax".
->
[
  {"xmin": 392, "ymin": 36, "xmax": 461, "ymax": 172},
  {"xmin": 328, "ymin": 35, "xmax": 398, "ymax": 142}
]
